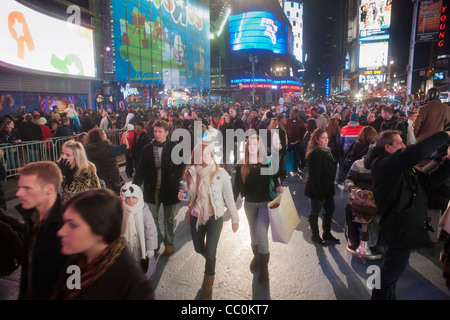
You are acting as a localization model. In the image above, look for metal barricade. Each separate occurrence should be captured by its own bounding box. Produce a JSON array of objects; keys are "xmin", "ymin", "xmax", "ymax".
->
[{"xmin": 0, "ymin": 129, "xmax": 127, "ymax": 179}]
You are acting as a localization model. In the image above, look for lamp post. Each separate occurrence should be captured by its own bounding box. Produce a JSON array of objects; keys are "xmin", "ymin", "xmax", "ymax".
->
[
  {"xmin": 407, "ymin": 0, "xmax": 420, "ymax": 94},
  {"xmin": 249, "ymin": 54, "xmax": 258, "ymax": 105},
  {"xmin": 388, "ymin": 59, "xmax": 394, "ymax": 84}
]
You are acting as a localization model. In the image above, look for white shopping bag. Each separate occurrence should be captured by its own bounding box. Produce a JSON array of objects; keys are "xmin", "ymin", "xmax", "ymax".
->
[{"xmin": 267, "ymin": 187, "xmax": 300, "ymax": 244}]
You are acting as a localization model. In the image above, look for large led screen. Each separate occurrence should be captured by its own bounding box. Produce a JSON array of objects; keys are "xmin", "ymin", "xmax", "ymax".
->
[
  {"xmin": 229, "ymin": 11, "xmax": 288, "ymax": 54},
  {"xmin": 359, "ymin": 41, "xmax": 389, "ymax": 68},
  {"xmin": 359, "ymin": 0, "xmax": 391, "ymax": 40},
  {"xmin": 0, "ymin": 0, "xmax": 95, "ymax": 77},
  {"xmin": 112, "ymin": 0, "xmax": 210, "ymax": 88}
]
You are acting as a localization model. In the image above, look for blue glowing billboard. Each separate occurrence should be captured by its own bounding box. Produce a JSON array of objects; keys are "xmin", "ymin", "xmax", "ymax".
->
[{"xmin": 229, "ymin": 11, "xmax": 288, "ymax": 54}]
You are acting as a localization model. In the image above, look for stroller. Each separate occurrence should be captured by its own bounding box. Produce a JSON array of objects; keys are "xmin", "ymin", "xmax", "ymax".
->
[{"xmin": 345, "ymin": 188, "xmax": 383, "ymax": 264}]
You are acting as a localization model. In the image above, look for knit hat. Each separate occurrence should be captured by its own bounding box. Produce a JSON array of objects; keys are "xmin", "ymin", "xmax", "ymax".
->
[
  {"xmin": 350, "ymin": 113, "xmax": 359, "ymax": 121},
  {"xmin": 127, "ymin": 124, "xmax": 134, "ymax": 131}
]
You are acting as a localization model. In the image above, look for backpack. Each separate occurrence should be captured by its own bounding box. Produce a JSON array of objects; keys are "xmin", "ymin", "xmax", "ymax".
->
[{"xmin": 0, "ymin": 209, "xmax": 24, "ymax": 278}]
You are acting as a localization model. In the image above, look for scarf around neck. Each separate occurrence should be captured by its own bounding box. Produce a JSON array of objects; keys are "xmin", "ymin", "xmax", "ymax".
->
[
  {"xmin": 122, "ymin": 194, "xmax": 146, "ymax": 260},
  {"xmin": 192, "ymin": 161, "xmax": 217, "ymax": 229}
]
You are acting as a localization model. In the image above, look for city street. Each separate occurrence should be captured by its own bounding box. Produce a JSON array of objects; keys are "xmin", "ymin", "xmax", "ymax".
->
[{"xmin": 1, "ymin": 165, "xmax": 449, "ymax": 301}]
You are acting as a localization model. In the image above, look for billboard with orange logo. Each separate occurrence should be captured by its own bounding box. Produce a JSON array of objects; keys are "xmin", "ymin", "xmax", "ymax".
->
[{"xmin": 0, "ymin": 0, "xmax": 96, "ymax": 78}]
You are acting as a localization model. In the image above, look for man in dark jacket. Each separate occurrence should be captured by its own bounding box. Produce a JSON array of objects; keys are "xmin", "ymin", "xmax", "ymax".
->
[
  {"xmin": 364, "ymin": 130, "xmax": 450, "ymax": 300},
  {"xmin": 133, "ymin": 120, "xmax": 185, "ymax": 255},
  {"xmin": 15, "ymin": 161, "xmax": 65, "ymax": 299}
]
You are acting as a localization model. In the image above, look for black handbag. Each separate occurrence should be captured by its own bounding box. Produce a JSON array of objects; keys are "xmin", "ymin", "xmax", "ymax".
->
[{"xmin": 380, "ymin": 169, "xmax": 434, "ymax": 250}]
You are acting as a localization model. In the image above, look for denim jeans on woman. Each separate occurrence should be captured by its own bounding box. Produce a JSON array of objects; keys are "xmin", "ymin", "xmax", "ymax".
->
[
  {"xmin": 190, "ymin": 215, "xmax": 223, "ymax": 276},
  {"xmin": 244, "ymin": 201, "xmax": 271, "ymax": 254}
]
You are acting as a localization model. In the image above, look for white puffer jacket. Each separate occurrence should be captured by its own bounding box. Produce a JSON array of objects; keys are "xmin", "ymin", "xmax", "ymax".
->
[{"xmin": 186, "ymin": 166, "xmax": 239, "ymax": 224}]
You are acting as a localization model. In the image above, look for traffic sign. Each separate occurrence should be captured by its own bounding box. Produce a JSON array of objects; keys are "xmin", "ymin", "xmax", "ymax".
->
[{"xmin": 406, "ymin": 94, "xmax": 413, "ymax": 106}]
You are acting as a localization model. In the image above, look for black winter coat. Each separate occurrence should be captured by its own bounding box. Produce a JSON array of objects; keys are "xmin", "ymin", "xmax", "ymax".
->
[
  {"xmin": 364, "ymin": 131, "xmax": 450, "ymax": 249},
  {"xmin": 304, "ymin": 147, "xmax": 337, "ymax": 200},
  {"xmin": 133, "ymin": 140, "xmax": 185, "ymax": 205},
  {"xmin": 17, "ymin": 195, "xmax": 66, "ymax": 300},
  {"xmin": 55, "ymin": 248, "xmax": 154, "ymax": 300}
]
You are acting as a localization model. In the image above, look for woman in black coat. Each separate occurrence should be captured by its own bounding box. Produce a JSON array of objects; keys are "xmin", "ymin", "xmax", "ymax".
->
[
  {"xmin": 304, "ymin": 128, "xmax": 340, "ymax": 245},
  {"xmin": 84, "ymin": 128, "xmax": 127, "ymax": 194},
  {"xmin": 53, "ymin": 189, "xmax": 154, "ymax": 300}
]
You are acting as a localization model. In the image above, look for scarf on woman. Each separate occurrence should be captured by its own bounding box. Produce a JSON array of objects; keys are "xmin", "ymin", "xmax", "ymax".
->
[
  {"xmin": 61, "ymin": 237, "xmax": 126, "ymax": 300},
  {"xmin": 121, "ymin": 190, "xmax": 146, "ymax": 260},
  {"xmin": 191, "ymin": 161, "xmax": 216, "ymax": 229}
]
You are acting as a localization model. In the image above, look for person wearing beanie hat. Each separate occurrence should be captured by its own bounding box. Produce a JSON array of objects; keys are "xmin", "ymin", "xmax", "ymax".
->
[
  {"xmin": 120, "ymin": 182, "xmax": 158, "ymax": 273},
  {"xmin": 350, "ymin": 113, "xmax": 359, "ymax": 122},
  {"xmin": 340, "ymin": 113, "xmax": 364, "ymax": 153}
]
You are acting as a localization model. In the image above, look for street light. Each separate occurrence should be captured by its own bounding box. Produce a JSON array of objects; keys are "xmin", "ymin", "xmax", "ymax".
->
[
  {"xmin": 249, "ymin": 54, "xmax": 258, "ymax": 105},
  {"xmin": 388, "ymin": 59, "xmax": 394, "ymax": 84}
]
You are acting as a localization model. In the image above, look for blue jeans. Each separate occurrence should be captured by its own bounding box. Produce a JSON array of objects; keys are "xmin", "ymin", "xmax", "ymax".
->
[
  {"xmin": 309, "ymin": 197, "xmax": 335, "ymax": 217},
  {"xmin": 148, "ymin": 188, "xmax": 177, "ymax": 247},
  {"xmin": 190, "ymin": 215, "xmax": 223, "ymax": 276},
  {"xmin": 244, "ymin": 201, "xmax": 270, "ymax": 254}
]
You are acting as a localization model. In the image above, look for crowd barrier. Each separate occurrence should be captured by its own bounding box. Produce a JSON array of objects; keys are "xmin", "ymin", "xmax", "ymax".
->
[{"xmin": 0, "ymin": 129, "xmax": 126, "ymax": 179}]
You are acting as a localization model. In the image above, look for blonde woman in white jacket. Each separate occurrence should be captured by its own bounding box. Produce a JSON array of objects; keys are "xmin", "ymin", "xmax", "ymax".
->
[{"xmin": 178, "ymin": 143, "xmax": 239, "ymax": 300}]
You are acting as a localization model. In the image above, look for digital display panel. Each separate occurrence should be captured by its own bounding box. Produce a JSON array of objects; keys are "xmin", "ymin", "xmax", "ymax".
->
[
  {"xmin": 112, "ymin": 0, "xmax": 210, "ymax": 88},
  {"xmin": 359, "ymin": 41, "xmax": 389, "ymax": 68},
  {"xmin": 0, "ymin": 0, "xmax": 95, "ymax": 77},
  {"xmin": 434, "ymin": 71, "xmax": 446, "ymax": 80},
  {"xmin": 229, "ymin": 11, "xmax": 288, "ymax": 54},
  {"xmin": 359, "ymin": 0, "xmax": 391, "ymax": 40}
]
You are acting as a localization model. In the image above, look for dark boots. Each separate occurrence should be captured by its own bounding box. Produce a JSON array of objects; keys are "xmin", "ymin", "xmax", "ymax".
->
[
  {"xmin": 322, "ymin": 214, "xmax": 341, "ymax": 244},
  {"xmin": 308, "ymin": 215, "xmax": 326, "ymax": 245},
  {"xmin": 250, "ymin": 244, "xmax": 259, "ymax": 273},
  {"xmin": 200, "ymin": 274, "xmax": 215, "ymax": 300},
  {"xmin": 258, "ymin": 253, "xmax": 270, "ymax": 284}
]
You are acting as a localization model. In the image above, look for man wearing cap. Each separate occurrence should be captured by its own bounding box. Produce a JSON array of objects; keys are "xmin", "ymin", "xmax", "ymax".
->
[
  {"xmin": 340, "ymin": 112, "xmax": 364, "ymax": 153},
  {"xmin": 413, "ymin": 87, "xmax": 450, "ymax": 143}
]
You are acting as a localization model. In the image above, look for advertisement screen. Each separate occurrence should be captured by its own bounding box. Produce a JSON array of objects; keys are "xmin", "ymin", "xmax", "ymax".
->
[
  {"xmin": 417, "ymin": 0, "xmax": 443, "ymax": 41},
  {"xmin": 229, "ymin": 11, "xmax": 288, "ymax": 54},
  {"xmin": 359, "ymin": 41, "xmax": 389, "ymax": 68},
  {"xmin": 0, "ymin": 0, "xmax": 95, "ymax": 77},
  {"xmin": 434, "ymin": 71, "xmax": 446, "ymax": 80},
  {"xmin": 112, "ymin": 0, "xmax": 210, "ymax": 88},
  {"xmin": 359, "ymin": 0, "xmax": 391, "ymax": 40},
  {"xmin": 359, "ymin": 74, "xmax": 386, "ymax": 86}
]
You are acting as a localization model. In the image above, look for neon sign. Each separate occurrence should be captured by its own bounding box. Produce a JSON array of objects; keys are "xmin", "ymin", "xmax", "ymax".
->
[{"xmin": 439, "ymin": 4, "xmax": 448, "ymax": 47}]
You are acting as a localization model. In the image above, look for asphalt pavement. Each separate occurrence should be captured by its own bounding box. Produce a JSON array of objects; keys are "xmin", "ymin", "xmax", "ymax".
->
[{"xmin": 1, "ymin": 165, "xmax": 449, "ymax": 301}]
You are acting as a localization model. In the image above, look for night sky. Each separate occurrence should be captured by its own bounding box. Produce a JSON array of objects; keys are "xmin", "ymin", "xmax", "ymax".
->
[{"xmin": 302, "ymin": 0, "xmax": 432, "ymax": 95}]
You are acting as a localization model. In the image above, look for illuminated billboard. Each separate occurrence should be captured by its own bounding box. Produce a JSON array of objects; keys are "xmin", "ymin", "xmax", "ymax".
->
[
  {"xmin": 0, "ymin": 0, "xmax": 96, "ymax": 77},
  {"xmin": 229, "ymin": 11, "xmax": 288, "ymax": 54},
  {"xmin": 359, "ymin": 41, "xmax": 388, "ymax": 68},
  {"xmin": 112, "ymin": 0, "xmax": 210, "ymax": 88},
  {"xmin": 359, "ymin": 0, "xmax": 391, "ymax": 41}
]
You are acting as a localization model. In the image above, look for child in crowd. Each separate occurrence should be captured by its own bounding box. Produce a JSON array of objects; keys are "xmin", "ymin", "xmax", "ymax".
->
[{"xmin": 120, "ymin": 182, "xmax": 158, "ymax": 275}]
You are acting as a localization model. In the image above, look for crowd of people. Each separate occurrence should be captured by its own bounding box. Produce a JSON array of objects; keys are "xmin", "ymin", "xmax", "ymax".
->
[{"xmin": 1, "ymin": 87, "xmax": 450, "ymax": 300}]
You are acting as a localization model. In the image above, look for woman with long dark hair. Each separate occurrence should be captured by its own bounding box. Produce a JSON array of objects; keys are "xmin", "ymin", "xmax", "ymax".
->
[
  {"xmin": 54, "ymin": 188, "xmax": 154, "ymax": 299},
  {"xmin": 234, "ymin": 134, "xmax": 283, "ymax": 284},
  {"xmin": 305, "ymin": 128, "xmax": 340, "ymax": 245}
]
